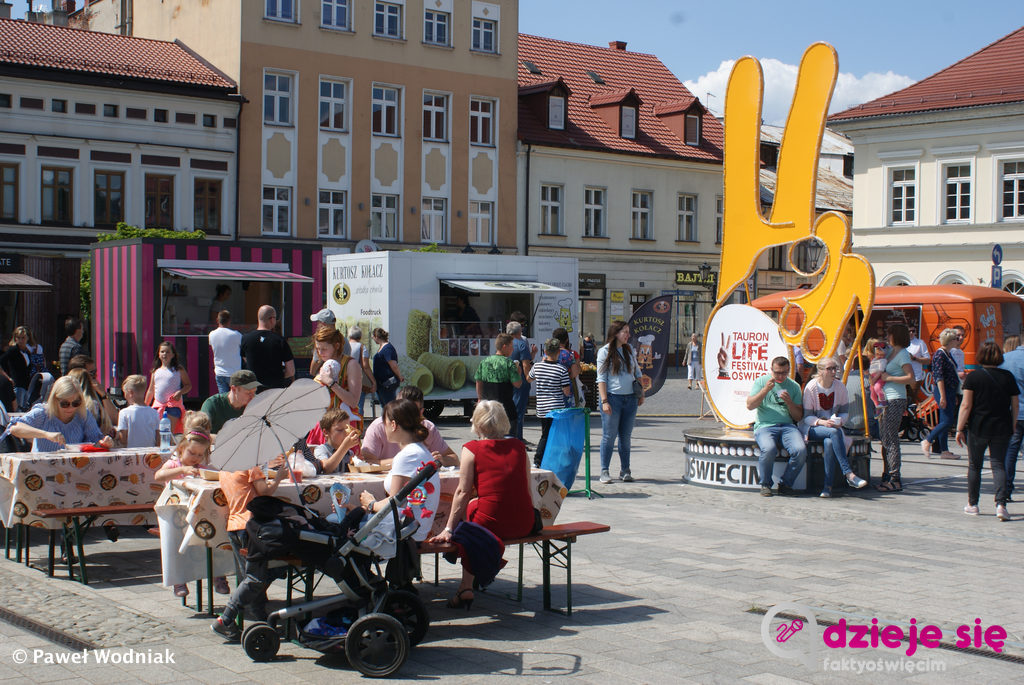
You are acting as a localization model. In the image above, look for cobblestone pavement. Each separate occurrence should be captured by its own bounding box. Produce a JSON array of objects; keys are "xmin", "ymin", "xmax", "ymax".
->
[{"xmin": 1, "ymin": 375, "xmax": 1023, "ymax": 683}]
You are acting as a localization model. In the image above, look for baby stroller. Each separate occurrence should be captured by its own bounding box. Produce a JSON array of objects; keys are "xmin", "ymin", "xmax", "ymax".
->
[{"xmin": 239, "ymin": 460, "xmax": 438, "ymax": 677}]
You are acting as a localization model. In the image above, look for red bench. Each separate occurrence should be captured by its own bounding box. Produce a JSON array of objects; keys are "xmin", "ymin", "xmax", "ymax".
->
[{"xmin": 420, "ymin": 521, "xmax": 611, "ymax": 616}]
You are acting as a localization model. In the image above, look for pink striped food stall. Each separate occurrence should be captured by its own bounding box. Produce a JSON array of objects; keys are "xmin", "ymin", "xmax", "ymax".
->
[{"xmin": 90, "ymin": 238, "xmax": 323, "ymax": 400}]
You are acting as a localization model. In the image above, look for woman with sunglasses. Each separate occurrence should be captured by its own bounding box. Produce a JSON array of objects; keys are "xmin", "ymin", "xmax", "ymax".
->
[
  {"xmin": 800, "ymin": 357, "xmax": 868, "ymax": 497},
  {"xmin": 8, "ymin": 377, "xmax": 113, "ymax": 451}
]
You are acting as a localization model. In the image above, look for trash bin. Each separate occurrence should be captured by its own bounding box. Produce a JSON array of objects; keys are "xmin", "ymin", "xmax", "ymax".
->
[
  {"xmin": 540, "ymin": 407, "xmax": 588, "ymax": 490},
  {"xmin": 579, "ymin": 369, "xmax": 598, "ymax": 411}
]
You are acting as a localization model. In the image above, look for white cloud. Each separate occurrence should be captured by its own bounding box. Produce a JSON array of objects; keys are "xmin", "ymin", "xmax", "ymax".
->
[{"xmin": 685, "ymin": 59, "xmax": 915, "ymax": 126}]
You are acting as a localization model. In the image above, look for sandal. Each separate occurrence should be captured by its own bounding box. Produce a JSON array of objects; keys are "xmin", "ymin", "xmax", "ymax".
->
[
  {"xmin": 875, "ymin": 481, "xmax": 897, "ymax": 492},
  {"xmin": 446, "ymin": 588, "xmax": 474, "ymax": 611}
]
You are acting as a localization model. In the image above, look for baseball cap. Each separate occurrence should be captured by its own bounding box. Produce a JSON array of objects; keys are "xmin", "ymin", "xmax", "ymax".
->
[
  {"xmin": 310, "ymin": 308, "xmax": 336, "ymax": 325},
  {"xmin": 229, "ymin": 369, "xmax": 262, "ymax": 390}
]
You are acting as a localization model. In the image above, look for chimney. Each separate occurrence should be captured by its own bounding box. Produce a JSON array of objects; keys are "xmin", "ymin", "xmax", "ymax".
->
[
  {"xmin": 0, "ymin": 2, "xmax": 10, "ymax": 20},
  {"xmin": 609, "ymin": 40, "xmax": 627, "ymax": 51},
  {"xmin": 65, "ymin": 0, "xmax": 77, "ymax": 13}
]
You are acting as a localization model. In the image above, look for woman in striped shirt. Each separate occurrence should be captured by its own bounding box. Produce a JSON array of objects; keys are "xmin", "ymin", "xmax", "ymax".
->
[{"xmin": 528, "ymin": 338, "xmax": 571, "ymax": 467}]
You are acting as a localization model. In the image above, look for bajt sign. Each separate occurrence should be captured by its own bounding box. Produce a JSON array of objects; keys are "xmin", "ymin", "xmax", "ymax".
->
[{"xmin": 702, "ymin": 43, "xmax": 875, "ymax": 428}]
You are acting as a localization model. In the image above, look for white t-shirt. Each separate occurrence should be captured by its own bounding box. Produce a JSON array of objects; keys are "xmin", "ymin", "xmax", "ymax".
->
[
  {"xmin": 906, "ymin": 337, "xmax": 928, "ymax": 381},
  {"xmin": 383, "ymin": 442, "xmax": 439, "ymax": 542},
  {"xmin": 116, "ymin": 404, "xmax": 160, "ymax": 448},
  {"xmin": 349, "ymin": 340, "xmax": 368, "ymax": 362},
  {"xmin": 209, "ymin": 326, "xmax": 243, "ymax": 377}
]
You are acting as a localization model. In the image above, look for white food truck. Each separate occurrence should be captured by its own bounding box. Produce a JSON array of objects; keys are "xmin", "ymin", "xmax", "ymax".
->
[{"xmin": 325, "ymin": 251, "xmax": 579, "ymax": 418}]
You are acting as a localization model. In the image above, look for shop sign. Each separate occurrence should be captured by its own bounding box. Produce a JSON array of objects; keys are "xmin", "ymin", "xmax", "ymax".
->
[
  {"xmin": 0, "ymin": 254, "xmax": 22, "ymax": 273},
  {"xmin": 579, "ymin": 273, "xmax": 606, "ymax": 289},
  {"xmin": 675, "ymin": 270, "xmax": 717, "ymax": 289},
  {"xmin": 702, "ymin": 303, "xmax": 788, "ymax": 428},
  {"xmin": 609, "ymin": 290, "xmax": 624, "ymax": 303}
]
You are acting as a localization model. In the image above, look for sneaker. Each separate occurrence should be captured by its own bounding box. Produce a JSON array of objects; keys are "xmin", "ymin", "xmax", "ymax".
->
[
  {"xmin": 940, "ymin": 452, "xmax": 961, "ymax": 460},
  {"xmin": 599, "ymin": 470, "xmax": 612, "ymax": 484},
  {"xmin": 621, "ymin": 472, "xmax": 634, "ymax": 483},
  {"xmin": 760, "ymin": 485, "xmax": 773, "ymax": 497},
  {"xmin": 846, "ymin": 474, "xmax": 868, "ymax": 489},
  {"xmin": 920, "ymin": 439, "xmax": 932, "ymax": 459},
  {"xmin": 964, "ymin": 505, "xmax": 980, "ymax": 516},
  {"xmin": 213, "ymin": 576, "xmax": 231, "ymax": 595},
  {"xmin": 211, "ymin": 616, "xmax": 241, "ymax": 641},
  {"xmin": 777, "ymin": 484, "xmax": 797, "ymax": 497},
  {"xmin": 173, "ymin": 583, "xmax": 189, "ymax": 598},
  {"xmin": 996, "ymin": 505, "xmax": 1010, "ymax": 521},
  {"xmin": 819, "ymin": 491, "xmax": 832, "ymax": 498}
]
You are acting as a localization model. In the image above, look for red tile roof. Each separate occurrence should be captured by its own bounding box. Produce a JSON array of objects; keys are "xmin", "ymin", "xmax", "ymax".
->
[
  {"xmin": 0, "ymin": 17, "xmax": 235, "ymax": 90},
  {"xmin": 517, "ymin": 34, "xmax": 723, "ymax": 164},
  {"xmin": 588, "ymin": 87, "xmax": 640, "ymax": 107},
  {"xmin": 830, "ymin": 25, "xmax": 1024, "ymax": 122}
]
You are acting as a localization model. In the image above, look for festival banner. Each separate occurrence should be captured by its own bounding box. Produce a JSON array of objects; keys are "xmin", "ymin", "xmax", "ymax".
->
[
  {"xmin": 702, "ymin": 304, "xmax": 789, "ymax": 427},
  {"xmin": 627, "ymin": 295, "xmax": 673, "ymax": 398}
]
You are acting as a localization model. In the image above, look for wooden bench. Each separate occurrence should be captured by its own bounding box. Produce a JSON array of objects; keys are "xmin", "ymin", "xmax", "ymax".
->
[
  {"xmin": 419, "ymin": 521, "xmax": 611, "ymax": 616},
  {"xmin": 31, "ymin": 503, "xmax": 155, "ymax": 585}
]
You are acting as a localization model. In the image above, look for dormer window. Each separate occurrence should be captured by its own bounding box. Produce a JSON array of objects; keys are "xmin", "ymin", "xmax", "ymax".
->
[
  {"xmin": 548, "ymin": 95, "xmax": 565, "ymax": 130},
  {"xmin": 685, "ymin": 113, "xmax": 701, "ymax": 146},
  {"xmin": 621, "ymin": 106, "xmax": 636, "ymax": 139}
]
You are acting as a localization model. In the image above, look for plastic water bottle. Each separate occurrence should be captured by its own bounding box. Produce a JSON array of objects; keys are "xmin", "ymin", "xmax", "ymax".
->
[{"xmin": 159, "ymin": 415, "xmax": 173, "ymax": 452}]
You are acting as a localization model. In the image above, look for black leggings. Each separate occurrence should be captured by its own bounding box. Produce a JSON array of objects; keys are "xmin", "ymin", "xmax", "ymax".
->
[{"xmin": 534, "ymin": 417, "xmax": 553, "ymax": 467}]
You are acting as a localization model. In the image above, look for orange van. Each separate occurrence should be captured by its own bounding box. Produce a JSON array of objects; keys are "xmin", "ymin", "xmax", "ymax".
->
[{"xmin": 751, "ymin": 285, "xmax": 1024, "ymax": 371}]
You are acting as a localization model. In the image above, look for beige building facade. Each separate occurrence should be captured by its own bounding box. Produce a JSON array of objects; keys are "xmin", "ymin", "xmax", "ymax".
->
[{"xmin": 79, "ymin": 0, "xmax": 519, "ymax": 250}]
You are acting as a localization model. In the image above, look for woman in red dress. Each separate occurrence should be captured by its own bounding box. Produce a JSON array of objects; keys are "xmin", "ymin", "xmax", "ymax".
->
[{"xmin": 430, "ymin": 400, "xmax": 534, "ymax": 609}]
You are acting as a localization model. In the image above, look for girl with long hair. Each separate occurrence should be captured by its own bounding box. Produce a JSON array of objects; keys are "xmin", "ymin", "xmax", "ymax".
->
[
  {"xmin": 145, "ymin": 341, "xmax": 192, "ymax": 434},
  {"xmin": 596, "ymin": 321, "xmax": 644, "ymax": 484}
]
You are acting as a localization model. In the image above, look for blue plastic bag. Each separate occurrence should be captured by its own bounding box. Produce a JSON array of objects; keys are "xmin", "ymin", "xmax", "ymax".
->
[{"xmin": 540, "ymin": 408, "xmax": 586, "ymax": 489}]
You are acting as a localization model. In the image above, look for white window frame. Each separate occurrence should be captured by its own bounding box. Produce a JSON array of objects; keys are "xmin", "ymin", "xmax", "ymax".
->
[
  {"xmin": 265, "ymin": 0, "xmax": 297, "ymax": 23},
  {"xmin": 423, "ymin": 8, "xmax": 450, "ymax": 46},
  {"xmin": 540, "ymin": 184, "xmax": 562, "ymax": 236},
  {"xmin": 422, "ymin": 92, "xmax": 448, "ymax": 141},
  {"xmin": 318, "ymin": 189, "xmax": 347, "ymax": 238},
  {"xmin": 471, "ymin": 17, "xmax": 496, "ymax": 53},
  {"xmin": 420, "ymin": 197, "xmax": 447, "ymax": 243},
  {"xmin": 1000, "ymin": 158, "xmax": 1024, "ymax": 221},
  {"xmin": 470, "ymin": 200, "xmax": 494, "ymax": 245},
  {"xmin": 677, "ymin": 193, "xmax": 698, "ymax": 241},
  {"xmin": 685, "ymin": 114, "xmax": 701, "ymax": 146},
  {"xmin": 715, "ymin": 195, "xmax": 723, "ymax": 244},
  {"xmin": 372, "ymin": 85, "xmax": 401, "ymax": 136},
  {"xmin": 888, "ymin": 165, "xmax": 917, "ymax": 226},
  {"xmin": 263, "ymin": 71, "xmax": 293, "ymax": 126},
  {"xmin": 631, "ymin": 190, "xmax": 652, "ymax": 239},
  {"xmin": 621, "ymin": 106, "xmax": 636, "ymax": 139},
  {"xmin": 469, "ymin": 97, "xmax": 494, "ymax": 146},
  {"xmin": 262, "ymin": 186, "xmax": 292, "ymax": 236},
  {"xmin": 370, "ymin": 193, "xmax": 399, "ymax": 240},
  {"xmin": 583, "ymin": 186, "xmax": 605, "ymax": 237},
  {"xmin": 321, "ymin": 0, "xmax": 350, "ymax": 30},
  {"xmin": 941, "ymin": 161, "xmax": 972, "ymax": 224},
  {"xmin": 319, "ymin": 77, "xmax": 348, "ymax": 131},
  {"xmin": 548, "ymin": 95, "xmax": 565, "ymax": 130},
  {"xmin": 374, "ymin": 1, "xmax": 403, "ymax": 39}
]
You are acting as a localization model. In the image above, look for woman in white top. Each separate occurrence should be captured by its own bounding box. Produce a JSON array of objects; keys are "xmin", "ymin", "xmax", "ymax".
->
[
  {"xmin": 800, "ymin": 357, "xmax": 868, "ymax": 497},
  {"xmin": 373, "ymin": 398, "xmax": 440, "ymax": 543}
]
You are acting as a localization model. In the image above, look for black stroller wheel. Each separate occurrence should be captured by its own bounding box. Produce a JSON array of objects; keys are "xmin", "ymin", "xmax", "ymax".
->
[
  {"xmin": 242, "ymin": 622, "xmax": 280, "ymax": 662},
  {"xmin": 383, "ymin": 590, "xmax": 429, "ymax": 646},
  {"xmin": 345, "ymin": 613, "xmax": 409, "ymax": 678}
]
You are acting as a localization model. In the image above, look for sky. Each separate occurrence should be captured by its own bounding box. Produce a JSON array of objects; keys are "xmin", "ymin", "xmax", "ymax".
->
[{"xmin": 9, "ymin": 1, "xmax": 1022, "ymax": 124}]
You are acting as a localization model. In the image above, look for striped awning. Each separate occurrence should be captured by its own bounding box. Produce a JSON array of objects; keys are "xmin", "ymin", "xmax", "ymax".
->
[
  {"xmin": 163, "ymin": 267, "xmax": 312, "ymax": 283},
  {"xmin": 0, "ymin": 273, "xmax": 53, "ymax": 291}
]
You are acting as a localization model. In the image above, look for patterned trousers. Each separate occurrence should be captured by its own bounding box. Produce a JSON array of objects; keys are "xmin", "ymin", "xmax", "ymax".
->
[{"xmin": 879, "ymin": 398, "xmax": 908, "ymax": 482}]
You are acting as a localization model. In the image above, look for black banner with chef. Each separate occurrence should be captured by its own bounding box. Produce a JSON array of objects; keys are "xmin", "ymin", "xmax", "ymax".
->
[{"xmin": 627, "ymin": 295, "xmax": 673, "ymax": 398}]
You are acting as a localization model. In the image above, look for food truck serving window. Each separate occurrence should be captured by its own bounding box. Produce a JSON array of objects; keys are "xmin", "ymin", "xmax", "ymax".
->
[{"xmin": 439, "ymin": 279, "xmax": 567, "ymax": 293}]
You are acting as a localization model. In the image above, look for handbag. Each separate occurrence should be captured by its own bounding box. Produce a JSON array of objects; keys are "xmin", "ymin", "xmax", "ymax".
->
[
  {"xmin": 361, "ymin": 367, "xmax": 375, "ymax": 393},
  {"xmin": 633, "ymin": 379, "xmax": 644, "ymax": 398}
]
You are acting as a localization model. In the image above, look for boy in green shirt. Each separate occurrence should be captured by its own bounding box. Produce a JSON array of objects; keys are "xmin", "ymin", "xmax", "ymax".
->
[{"xmin": 746, "ymin": 356, "xmax": 806, "ymax": 497}]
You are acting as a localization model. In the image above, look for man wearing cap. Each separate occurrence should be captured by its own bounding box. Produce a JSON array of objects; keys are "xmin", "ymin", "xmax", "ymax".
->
[
  {"xmin": 240, "ymin": 305, "xmax": 295, "ymax": 389},
  {"xmin": 209, "ymin": 309, "xmax": 243, "ymax": 394},
  {"xmin": 200, "ymin": 370, "xmax": 261, "ymax": 434}
]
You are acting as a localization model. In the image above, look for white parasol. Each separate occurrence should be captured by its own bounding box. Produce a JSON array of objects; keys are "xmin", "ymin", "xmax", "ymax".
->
[{"xmin": 211, "ymin": 378, "xmax": 329, "ymax": 472}]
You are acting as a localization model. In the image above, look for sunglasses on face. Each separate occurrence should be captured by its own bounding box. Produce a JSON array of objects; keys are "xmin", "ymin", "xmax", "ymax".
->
[{"xmin": 59, "ymin": 399, "xmax": 83, "ymax": 409}]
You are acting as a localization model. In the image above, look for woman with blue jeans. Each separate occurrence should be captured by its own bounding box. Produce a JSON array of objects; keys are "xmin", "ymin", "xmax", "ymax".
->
[
  {"xmin": 922, "ymin": 328, "xmax": 960, "ymax": 459},
  {"xmin": 596, "ymin": 321, "xmax": 644, "ymax": 483},
  {"xmin": 800, "ymin": 358, "xmax": 868, "ymax": 497}
]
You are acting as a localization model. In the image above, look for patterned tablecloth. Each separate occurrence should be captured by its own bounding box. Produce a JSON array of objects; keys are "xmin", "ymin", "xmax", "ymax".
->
[
  {"xmin": 0, "ymin": 448, "xmax": 165, "ymax": 530},
  {"xmin": 155, "ymin": 467, "xmax": 568, "ymax": 586}
]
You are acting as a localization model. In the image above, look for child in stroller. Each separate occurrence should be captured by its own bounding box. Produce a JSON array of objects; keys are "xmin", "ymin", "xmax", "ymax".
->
[{"xmin": 213, "ymin": 459, "xmax": 439, "ymax": 677}]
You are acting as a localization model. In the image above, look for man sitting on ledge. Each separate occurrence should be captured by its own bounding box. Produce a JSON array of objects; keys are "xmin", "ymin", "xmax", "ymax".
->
[{"xmin": 746, "ymin": 356, "xmax": 807, "ymax": 497}]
